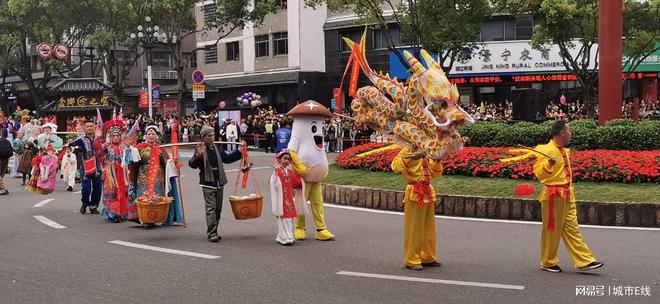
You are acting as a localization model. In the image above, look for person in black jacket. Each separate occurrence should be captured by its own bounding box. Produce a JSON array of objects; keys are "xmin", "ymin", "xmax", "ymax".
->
[{"xmin": 189, "ymin": 125, "xmax": 245, "ymax": 242}]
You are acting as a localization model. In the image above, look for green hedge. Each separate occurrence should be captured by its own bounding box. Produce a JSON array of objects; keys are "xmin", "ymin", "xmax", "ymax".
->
[{"xmin": 457, "ymin": 119, "xmax": 660, "ymax": 150}]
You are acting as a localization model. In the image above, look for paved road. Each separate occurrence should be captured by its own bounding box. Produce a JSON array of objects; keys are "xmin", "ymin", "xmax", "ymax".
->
[{"xmin": 1, "ymin": 150, "xmax": 658, "ymax": 303}]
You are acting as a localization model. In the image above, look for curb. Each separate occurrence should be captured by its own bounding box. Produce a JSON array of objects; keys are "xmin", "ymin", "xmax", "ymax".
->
[{"xmin": 323, "ymin": 184, "xmax": 660, "ymax": 227}]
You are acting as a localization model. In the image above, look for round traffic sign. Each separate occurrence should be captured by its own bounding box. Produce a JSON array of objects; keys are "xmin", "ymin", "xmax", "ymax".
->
[
  {"xmin": 53, "ymin": 44, "xmax": 69, "ymax": 60},
  {"xmin": 36, "ymin": 43, "xmax": 53, "ymax": 60},
  {"xmin": 192, "ymin": 70, "xmax": 205, "ymax": 84}
]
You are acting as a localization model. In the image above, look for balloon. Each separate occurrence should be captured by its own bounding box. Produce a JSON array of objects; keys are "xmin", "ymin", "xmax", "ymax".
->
[
  {"xmin": 251, "ymin": 100, "xmax": 259, "ymax": 107},
  {"xmin": 255, "ymin": 95, "xmax": 261, "ymax": 100},
  {"xmin": 242, "ymin": 99, "xmax": 249, "ymax": 105},
  {"xmin": 559, "ymin": 94, "xmax": 566, "ymax": 105},
  {"xmin": 244, "ymin": 93, "xmax": 249, "ymax": 97},
  {"xmin": 219, "ymin": 101, "xmax": 226, "ymax": 108}
]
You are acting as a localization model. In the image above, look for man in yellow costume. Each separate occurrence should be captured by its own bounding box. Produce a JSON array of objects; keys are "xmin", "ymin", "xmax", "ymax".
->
[
  {"xmin": 391, "ymin": 147, "xmax": 443, "ymax": 270},
  {"xmin": 287, "ymin": 100, "xmax": 335, "ymax": 241},
  {"xmin": 504, "ymin": 120, "xmax": 604, "ymax": 273}
]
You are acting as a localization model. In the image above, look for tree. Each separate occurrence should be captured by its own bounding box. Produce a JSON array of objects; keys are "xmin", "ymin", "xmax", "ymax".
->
[
  {"xmin": 305, "ymin": 0, "xmax": 490, "ymax": 73},
  {"xmin": 89, "ymin": 0, "xmax": 149, "ymax": 105},
  {"xmin": 399, "ymin": 0, "xmax": 490, "ymax": 73},
  {"xmin": 495, "ymin": 0, "xmax": 601, "ymax": 116},
  {"xmin": 0, "ymin": 0, "xmax": 101, "ymax": 111},
  {"xmin": 149, "ymin": 0, "xmax": 277, "ymax": 116},
  {"xmin": 623, "ymin": 0, "xmax": 660, "ymax": 75}
]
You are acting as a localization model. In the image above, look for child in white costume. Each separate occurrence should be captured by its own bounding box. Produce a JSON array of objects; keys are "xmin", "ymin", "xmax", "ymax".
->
[
  {"xmin": 60, "ymin": 146, "xmax": 77, "ymax": 191},
  {"xmin": 269, "ymin": 150, "xmax": 307, "ymax": 246}
]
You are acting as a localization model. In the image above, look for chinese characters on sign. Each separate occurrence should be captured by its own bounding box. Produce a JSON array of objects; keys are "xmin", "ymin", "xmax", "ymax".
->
[
  {"xmin": 58, "ymin": 95, "xmax": 110, "ymax": 108},
  {"xmin": 446, "ymin": 40, "xmax": 598, "ymax": 75},
  {"xmin": 576, "ymin": 285, "xmax": 652, "ymax": 297}
]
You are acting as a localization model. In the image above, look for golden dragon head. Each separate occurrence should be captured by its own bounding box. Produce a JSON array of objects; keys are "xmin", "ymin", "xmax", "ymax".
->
[{"xmin": 404, "ymin": 49, "xmax": 475, "ymax": 130}]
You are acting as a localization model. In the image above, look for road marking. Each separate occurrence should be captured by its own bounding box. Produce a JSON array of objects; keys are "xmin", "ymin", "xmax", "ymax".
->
[
  {"xmin": 73, "ymin": 191, "xmax": 82, "ymax": 194},
  {"xmin": 33, "ymin": 215, "xmax": 67, "ymax": 229},
  {"xmin": 33, "ymin": 199, "xmax": 54, "ymax": 208},
  {"xmin": 108, "ymin": 240, "xmax": 220, "ymax": 259},
  {"xmin": 325, "ymin": 203, "xmax": 660, "ymax": 231},
  {"xmin": 336, "ymin": 271, "xmax": 525, "ymax": 290},
  {"xmin": 227, "ymin": 166, "xmax": 271, "ymax": 173}
]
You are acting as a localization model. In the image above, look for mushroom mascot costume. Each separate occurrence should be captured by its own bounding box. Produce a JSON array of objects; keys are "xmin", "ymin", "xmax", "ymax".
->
[{"xmin": 287, "ymin": 100, "xmax": 335, "ymax": 241}]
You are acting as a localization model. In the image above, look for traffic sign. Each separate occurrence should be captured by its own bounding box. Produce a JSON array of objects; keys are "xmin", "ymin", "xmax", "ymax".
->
[
  {"xmin": 36, "ymin": 43, "xmax": 53, "ymax": 60},
  {"xmin": 192, "ymin": 70, "xmax": 205, "ymax": 85},
  {"xmin": 192, "ymin": 84, "xmax": 205, "ymax": 91},
  {"xmin": 53, "ymin": 44, "xmax": 69, "ymax": 60},
  {"xmin": 192, "ymin": 90, "xmax": 205, "ymax": 99}
]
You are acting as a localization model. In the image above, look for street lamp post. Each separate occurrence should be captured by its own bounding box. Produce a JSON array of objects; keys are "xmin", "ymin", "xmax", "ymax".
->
[{"xmin": 130, "ymin": 16, "xmax": 168, "ymax": 119}]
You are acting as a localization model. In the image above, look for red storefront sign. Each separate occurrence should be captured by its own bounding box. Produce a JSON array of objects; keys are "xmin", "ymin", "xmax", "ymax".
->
[
  {"xmin": 161, "ymin": 99, "xmax": 179, "ymax": 117},
  {"xmin": 139, "ymin": 89, "xmax": 148, "ymax": 108}
]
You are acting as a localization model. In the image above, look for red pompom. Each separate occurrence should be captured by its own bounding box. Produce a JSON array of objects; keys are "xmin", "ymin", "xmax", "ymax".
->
[{"xmin": 514, "ymin": 183, "xmax": 536, "ymax": 197}]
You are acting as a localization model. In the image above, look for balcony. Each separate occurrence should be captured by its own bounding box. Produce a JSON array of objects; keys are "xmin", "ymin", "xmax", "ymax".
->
[{"xmin": 143, "ymin": 70, "xmax": 179, "ymax": 80}]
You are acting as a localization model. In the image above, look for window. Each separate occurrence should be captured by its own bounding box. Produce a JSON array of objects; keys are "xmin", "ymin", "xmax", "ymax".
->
[
  {"xmin": 273, "ymin": 32, "xmax": 288, "ymax": 55},
  {"xmin": 114, "ymin": 50, "xmax": 130, "ymax": 66},
  {"xmin": 205, "ymin": 45, "xmax": 218, "ymax": 64},
  {"xmin": 203, "ymin": 3, "xmax": 217, "ymax": 24},
  {"xmin": 481, "ymin": 16, "xmax": 533, "ymax": 41},
  {"xmin": 226, "ymin": 41, "xmax": 239, "ymax": 61},
  {"xmin": 255, "ymin": 35, "xmax": 269, "ymax": 57},
  {"xmin": 338, "ymin": 28, "xmax": 362, "ymax": 52},
  {"xmin": 185, "ymin": 52, "xmax": 197, "ymax": 68},
  {"xmin": 151, "ymin": 52, "xmax": 172, "ymax": 67},
  {"xmin": 515, "ymin": 16, "xmax": 533, "ymax": 40}
]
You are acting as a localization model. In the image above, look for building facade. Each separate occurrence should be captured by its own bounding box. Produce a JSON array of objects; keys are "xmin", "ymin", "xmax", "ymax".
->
[{"xmin": 194, "ymin": 0, "xmax": 328, "ymax": 114}]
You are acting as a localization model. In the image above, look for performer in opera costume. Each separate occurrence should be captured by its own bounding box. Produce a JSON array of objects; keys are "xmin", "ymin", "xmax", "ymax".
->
[
  {"xmin": 100, "ymin": 117, "xmax": 139, "ymax": 222},
  {"xmin": 269, "ymin": 149, "xmax": 307, "ymax": 246}
]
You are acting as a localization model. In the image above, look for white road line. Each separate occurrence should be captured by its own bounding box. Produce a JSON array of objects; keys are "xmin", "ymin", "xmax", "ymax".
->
[
  {"xmin": 227, "ymin": 166, "xmax": 271, "ymax": 172},
  {"xmin": 33, "ymin": 215, "xmax": 67, "ymax": 229},
  {"xmin": 73, "ymin": 191, "xmax": 82, "ymax": 194},
  {"xmin": 325, "ymin": 203, "xmax": 660, "ymax": 231},
  {"xmin": 33, "ymin": 198, "xmax": 54, "ymax": 208},
  {"xmin": 108, "ymin": 240, "xmax": 220, "ymax": 259},
  {"xmin": 337, "ymin": 271, "xmax": 525, "ymax": 290}
]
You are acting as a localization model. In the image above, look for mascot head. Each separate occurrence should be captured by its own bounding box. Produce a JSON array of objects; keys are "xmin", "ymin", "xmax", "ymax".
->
[{"xmin": 287, "ymin": 100, "xmax": 334, "ymax": 182}]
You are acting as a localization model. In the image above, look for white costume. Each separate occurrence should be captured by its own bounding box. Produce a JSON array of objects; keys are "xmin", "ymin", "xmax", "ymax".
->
[
  {"xmin": 269, "ymin": 167, "xmax": 307, "ymax": 245},
  {"xmin": 60, "ymin": 150, "xmax": 78, "ymax": 188}
]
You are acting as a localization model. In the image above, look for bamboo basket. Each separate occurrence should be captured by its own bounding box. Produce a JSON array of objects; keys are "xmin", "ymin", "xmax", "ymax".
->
[
  {"xmin": 229, "ymin": 195, "xmax": 264, "ymax": 220},
  {"xmin": 136, "ymin": 196, "xmax": 172, "ymax": 224}
]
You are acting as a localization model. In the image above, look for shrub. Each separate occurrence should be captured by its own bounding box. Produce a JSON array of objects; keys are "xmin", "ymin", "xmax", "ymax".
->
[{"xmin": 456, "ymin": 119, "xmax": 659, "ymax": 151}]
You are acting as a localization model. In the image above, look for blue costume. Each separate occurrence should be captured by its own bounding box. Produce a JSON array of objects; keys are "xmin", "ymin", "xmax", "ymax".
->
[{"xmin": 70, "ymin": 135, "xmax": 103, "ymax": 212}]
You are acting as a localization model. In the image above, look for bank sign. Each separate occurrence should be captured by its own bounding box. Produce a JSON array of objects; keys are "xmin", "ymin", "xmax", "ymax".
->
[{"xmin": 389, "ymin": 40, "xmax": 599, "ymax": 79}]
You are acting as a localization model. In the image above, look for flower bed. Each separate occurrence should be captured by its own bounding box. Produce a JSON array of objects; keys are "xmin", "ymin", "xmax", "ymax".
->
[{"xmin": 335, "ymin": 143, "xmax": 660, "ymax": 183}]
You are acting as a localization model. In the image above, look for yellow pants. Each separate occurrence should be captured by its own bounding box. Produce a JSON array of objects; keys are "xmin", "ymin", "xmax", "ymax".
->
[
  {"xmin": 540, "ymin": 198, "xmax": 596, "ymax": 268},
  {"xmin": 296, "ymin": 182, "xmax": 327, "ymax": 230},
  {"xmin": 403, "ymin": 202, "xmax": 437, "ymax": 267}
]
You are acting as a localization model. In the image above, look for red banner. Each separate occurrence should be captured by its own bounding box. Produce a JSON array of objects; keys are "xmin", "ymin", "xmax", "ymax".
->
[
  {"xmin": 333, "ymin": 88, "xmax": 343, "ymax": 111},
  {"xmin": 348, "ymin": 48, "xmax": 360, "ymax": 97},
  {"xmin": 162, "ymin": 99, "xmax": 178, "ymax": 117},
  {"xmin": 139, "ymin": 89, "xmax": 148, "ymax": 108}
]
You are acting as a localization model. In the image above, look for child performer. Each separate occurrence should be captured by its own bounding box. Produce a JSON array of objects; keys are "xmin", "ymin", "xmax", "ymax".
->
[{"xmin": 269, "ymin": 149, "xmax": 306, "ymax": 246}]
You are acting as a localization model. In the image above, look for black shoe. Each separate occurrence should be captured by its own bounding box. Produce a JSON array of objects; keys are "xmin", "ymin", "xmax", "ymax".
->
[
  {"xmin": 578, "ymin": 261, "xmax": 604, "ymax": 271},
  {"xmin": 90, "ymin": 208, "xmax": 99, "ymax": 214},
  {"xmin": 421, "ymin": 261, "xmax": 442, "ymax": 267},
  {"xmin": 80, "ymin": 205, "xmax": 87, "ymax": 214},
  {"xmin": 67, "ymin": 186, "xmax": 73, "ymax": 192},
  {"xmin": 540, "ymin": 265, "xmax": 562, "ymax": 273},
  {"xmin": 0, "ymin": 189, "xmax": 8, "ymax": 195}
]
